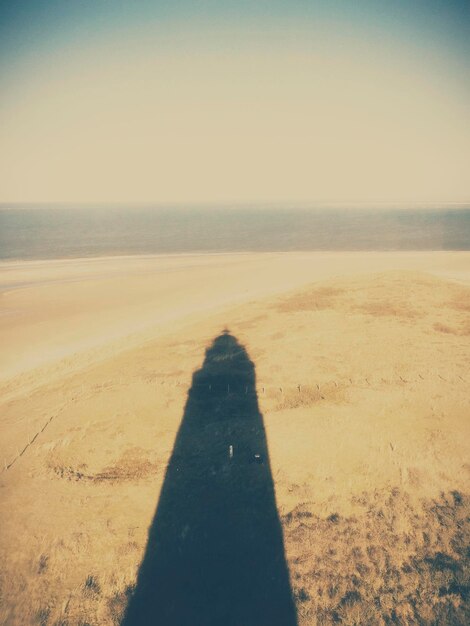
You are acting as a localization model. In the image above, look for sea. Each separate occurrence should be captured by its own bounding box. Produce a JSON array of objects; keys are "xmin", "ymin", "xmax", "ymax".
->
[{"xmin": 0, "ymin": 204, "xmax": 469, "ymax": 261}]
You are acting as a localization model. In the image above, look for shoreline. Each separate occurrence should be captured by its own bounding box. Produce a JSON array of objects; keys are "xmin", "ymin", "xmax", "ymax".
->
[
  {"xmin": 1, "ymin": 250, "xmax": 470, "ymax": 388},
  {"xmin": 2, "ymin": 247, "xmax": 470, "ymax": 264},
  {"xmin": 2, "ymin": 249, "xmax": 470, "ymax": 290}
]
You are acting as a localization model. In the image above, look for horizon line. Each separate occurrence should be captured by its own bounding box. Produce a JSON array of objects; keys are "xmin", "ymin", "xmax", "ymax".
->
[{"xmin": 1, "ymin": 201, "xmax": 470, "ymax": 210}]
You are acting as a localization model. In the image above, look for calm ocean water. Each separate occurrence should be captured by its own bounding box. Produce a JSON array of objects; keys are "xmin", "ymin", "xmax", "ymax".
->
[{"xmin": 0, "ymin": 205, "xmax": 469, "ymax": 261}]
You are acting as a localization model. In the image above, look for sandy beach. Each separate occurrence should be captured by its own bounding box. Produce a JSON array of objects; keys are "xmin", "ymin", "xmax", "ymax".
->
[
  {"xmin": 1, "ymin": 251, "xmax": 469, "ymax": 625},
  {"xmin": 1, "ymin": 251, "xmax": 469, "ymax": 385}
]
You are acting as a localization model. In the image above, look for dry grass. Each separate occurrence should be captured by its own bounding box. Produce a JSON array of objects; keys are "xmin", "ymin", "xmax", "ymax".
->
[
  {"xmin": 277, "ymin": 287, "xmax": 345, "ymax": 313},
  {"xmin": 47, "ymin": 447, "xmax": 160, "ymax": 483},
  {"xmin": 354, "ymin": 301, "xmax": 421, "ymax": 319},
  {"xmin": 434, "ymin": 321, "xmax": 470, "ymax": 336},
  {"xmin": 449, "ymin": 292, "xmax": 470, "ymax": 313},
  {"xmin": 6, "ymin": 488, "xmax": 467, "ymax": 625},
  {"xmin": 285, "ymin": 489, "xmax": 470, "ymax": 626},
  {"xmin": 275, "ymin": 382, "xmax": 346, "ymax": 411}
]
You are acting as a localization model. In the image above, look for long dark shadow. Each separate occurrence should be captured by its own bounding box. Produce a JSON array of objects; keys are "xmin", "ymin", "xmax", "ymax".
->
[{"xmin": 122, "ymin": 330, "xmax": 298, "ymax": 626}]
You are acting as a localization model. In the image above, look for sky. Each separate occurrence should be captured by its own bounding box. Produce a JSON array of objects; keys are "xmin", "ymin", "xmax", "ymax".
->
[{"xmin": 0, "ymin": 1, "xmax": 469, "ymax": 204}]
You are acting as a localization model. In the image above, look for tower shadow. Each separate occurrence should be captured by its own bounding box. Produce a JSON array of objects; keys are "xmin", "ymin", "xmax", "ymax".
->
[{"xmin": 122, "ymin": 330, "xmax": 298, "ymax": 626}]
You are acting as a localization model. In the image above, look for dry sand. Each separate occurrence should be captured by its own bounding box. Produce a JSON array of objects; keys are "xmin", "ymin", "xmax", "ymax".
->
[{"xmin": 0, "ymin": 251, "xmax": 469, "ymax": 625}]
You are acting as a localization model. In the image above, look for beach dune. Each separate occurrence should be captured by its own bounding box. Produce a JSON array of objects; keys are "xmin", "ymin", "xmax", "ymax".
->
[{"xmin": 0, "ymin": 251, "xmax": 469, "ymax": 625}]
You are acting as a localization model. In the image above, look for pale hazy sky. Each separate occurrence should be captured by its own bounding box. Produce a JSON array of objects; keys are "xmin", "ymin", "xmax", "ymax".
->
[{"xmin": 0, "ymin": 1, "xmax": 469, "ymax": 204}]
